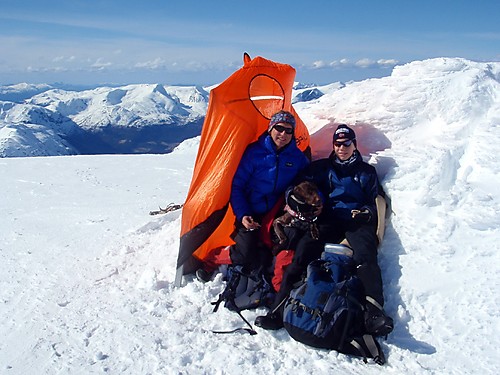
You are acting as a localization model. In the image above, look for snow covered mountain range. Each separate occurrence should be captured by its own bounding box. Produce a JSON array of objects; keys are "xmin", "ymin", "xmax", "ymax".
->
[
  {"xmin": 0, "ymin": 80, "xmax": 340, "ymax": 158},
  {"xmin": 0, "ymin": 83, "xmax": 211, "ymax": 157}
]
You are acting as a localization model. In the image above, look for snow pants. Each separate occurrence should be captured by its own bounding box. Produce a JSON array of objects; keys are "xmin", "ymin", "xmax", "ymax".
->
[{"xmin": 230, "ymin": 217, "xmax": 273, "ymax": 273}]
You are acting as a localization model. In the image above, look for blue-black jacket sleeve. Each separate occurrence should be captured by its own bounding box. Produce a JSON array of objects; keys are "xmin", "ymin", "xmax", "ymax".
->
[{"xmin": 230, "ymin": 148, "xmax": 255, "ymax": 223}]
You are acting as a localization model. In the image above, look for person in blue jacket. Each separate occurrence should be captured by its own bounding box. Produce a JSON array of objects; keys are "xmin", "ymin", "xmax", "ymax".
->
[
  {"xmin": 229, "ymin": 110, "xmax": 310, "ymax": 273},
  {"xmin": 256, "ymin": 124, "xmax": 393, "ymax": 337}
]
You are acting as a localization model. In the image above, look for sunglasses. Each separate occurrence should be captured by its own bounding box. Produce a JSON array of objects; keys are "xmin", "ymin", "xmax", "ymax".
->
[
  {"xmin": 334, "ymin": 139, "xmax": 354, "ymax": 147},
  {"xmin": 273, "ymin": 124, "xmax": 294, "ymax": 134}
]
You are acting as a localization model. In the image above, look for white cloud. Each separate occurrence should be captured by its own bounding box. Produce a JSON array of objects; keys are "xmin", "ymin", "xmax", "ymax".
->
[
  {"xmin": 355, "ymin": 58, "xmax": 375, "ymax": 68},
  {"xmin": 91, "ymin": 58, "xmax": 112, "ymax": 70},
  {"xmin": 53, "ymin": 55, "xmax": 76, "ymax": 63},
  {"xmin": 135, "ymin": 58, "xmax": 166, "ymax": 70},
  {"xmin": 328, "ymin": 59, "xmax": 351, "ymax": 68},
  {"xmin": 377, "ymin": 59, "xmax": 399, "ymax": 66},
  {"xmin": 26, "ymin": 65, "xmax": 68, "ymax": 73},
  {"xmin": 309, "ymin": 58, "xmax": 399, "ymax": 70},
  {"xmin": 312, "ymin": 60, "xmax": 327, "ymax": 69}
]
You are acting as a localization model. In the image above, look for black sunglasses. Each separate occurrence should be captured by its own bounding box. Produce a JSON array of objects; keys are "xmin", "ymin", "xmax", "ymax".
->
[
  {"xmin": 334, "ymin": 139, "xmax": 354, "ymax": 147},
  {"xmin": 273, "ymin": 124, "xmax": 294, "ymax": 134}
]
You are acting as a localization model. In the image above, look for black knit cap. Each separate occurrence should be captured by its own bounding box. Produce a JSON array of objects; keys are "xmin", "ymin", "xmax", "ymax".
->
[{"xmin": 333, "ymin": 124, "xmax": 356, "ymax": 145}]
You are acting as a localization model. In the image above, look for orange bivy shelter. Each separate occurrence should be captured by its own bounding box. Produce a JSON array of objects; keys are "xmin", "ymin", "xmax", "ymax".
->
[{"xmin": 175, "ymin": 53, "xmax": 310, "ymax": 286}]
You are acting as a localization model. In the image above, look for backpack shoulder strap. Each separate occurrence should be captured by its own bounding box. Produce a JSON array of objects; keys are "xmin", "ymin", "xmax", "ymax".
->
[
  {"xmin": 210, "ymin": 266, "xmax": 261, "ymax": 335},
  {"xmin": 349, "ymin": 334, "xmax": 385, "ymax": 365},
  {"xmin": 211, "ymin": 266, "xmax": 243, "ymax": 312},
  {"xmin": 211, "ymin": 310, "xmax": 257, "ymax": 336}
]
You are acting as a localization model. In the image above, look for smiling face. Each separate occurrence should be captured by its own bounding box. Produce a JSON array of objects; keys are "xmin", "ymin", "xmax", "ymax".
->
[
  {"xmin": 333, "ymin": 139, "xmax": 355, "ymax": 161},
  {"xmin": 270, "ymin": 123, "xmax": 294, "ymax": 150}
]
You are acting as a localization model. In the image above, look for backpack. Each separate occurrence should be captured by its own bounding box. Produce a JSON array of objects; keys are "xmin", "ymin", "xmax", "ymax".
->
[
  {"xmin": 214, "ymin": 265, "xmax": 274, "ymax": 312},
  {"xmin": 211, "ymin": 265, "xmax": 274, "ymax": 334},
  {"xmin": 282, "ymin": 244, "xmax": 386, "ymax": 365}
]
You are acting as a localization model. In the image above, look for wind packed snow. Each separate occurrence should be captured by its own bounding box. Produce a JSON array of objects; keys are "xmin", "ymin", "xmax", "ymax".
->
[{"xmin": 1, "ymin": 58, "xmax": 499, "ymax": 374}]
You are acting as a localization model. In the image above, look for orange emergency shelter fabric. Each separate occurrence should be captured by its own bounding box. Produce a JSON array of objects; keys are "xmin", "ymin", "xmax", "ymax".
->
[{"xmin": 176, "ymin": 53, "xmax": 310, "ymax": 276}]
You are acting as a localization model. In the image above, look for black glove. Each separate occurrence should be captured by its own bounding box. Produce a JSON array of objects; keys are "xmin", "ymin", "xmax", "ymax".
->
[{"xmin": 351, "ymin": 208, "xmax": 372, "ymax": 223}]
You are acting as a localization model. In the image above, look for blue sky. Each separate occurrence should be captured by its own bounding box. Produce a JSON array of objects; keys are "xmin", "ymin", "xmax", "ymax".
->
[{"xmin": 1, "ymin": 0, "xmax": 499, "ymax": 86}]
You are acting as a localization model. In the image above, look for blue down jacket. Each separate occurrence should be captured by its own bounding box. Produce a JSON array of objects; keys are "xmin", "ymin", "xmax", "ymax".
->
[
  {"xmin": 231, "ymin": 133, "xmax": 309, "ymax": 223},
  {"xmin": 303, "ymin": 150, "xmax": 379, "ymax": 223}
]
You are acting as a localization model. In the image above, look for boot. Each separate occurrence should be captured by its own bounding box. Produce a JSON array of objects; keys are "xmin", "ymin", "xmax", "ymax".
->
[
  {"xmin": 255, "ymin": 312, "xmax": 284, "ymax": 330},
  {"xmin": 195, "ymin": 268, "xmax": 213, "ymax": 283},
  {"xmin": 364, "ymin": 296, "xmax": 394, "ymax": 337}
]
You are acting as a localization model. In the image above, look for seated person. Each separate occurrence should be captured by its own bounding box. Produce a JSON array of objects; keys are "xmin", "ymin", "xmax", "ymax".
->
[
  {"xmin": 229, "ymin": 110, "xmax": 309, "ymax": 275},
  {"xmin": 256, "ymin": 124, "xmax": 394, "ymax": 337}
]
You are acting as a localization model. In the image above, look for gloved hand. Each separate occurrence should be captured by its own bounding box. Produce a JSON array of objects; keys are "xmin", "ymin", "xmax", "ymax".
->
[{"xmin": 351, "ymin": 208, "xmax": 372, "ymax": 223}]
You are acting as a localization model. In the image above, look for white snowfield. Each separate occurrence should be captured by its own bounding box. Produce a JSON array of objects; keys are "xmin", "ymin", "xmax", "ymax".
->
[{"xmin": 1, "ymin": 58, "xmax": 499, "ymax": 374}]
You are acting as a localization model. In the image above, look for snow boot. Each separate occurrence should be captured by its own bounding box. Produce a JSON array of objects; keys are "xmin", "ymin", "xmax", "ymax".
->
[
  {"xmin": 364, "ymin": 296, "xmax": 394, "ymax": 337},
  {"xmin": 196, "ymin": 268, "xmax": 213, "ymax": 283},
  {"xmin": 255, "ymin": 312, "xmax": 284, "ymax": 330}
]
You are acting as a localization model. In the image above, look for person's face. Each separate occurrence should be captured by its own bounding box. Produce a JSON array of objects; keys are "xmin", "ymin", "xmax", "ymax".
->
[
  {"xmin": 333, "ymin": 139, "xmax": 355, "ymax": 161},
  {"xmin": 270, "ymin": 123, "xmax": 294, "ymax": 150}
]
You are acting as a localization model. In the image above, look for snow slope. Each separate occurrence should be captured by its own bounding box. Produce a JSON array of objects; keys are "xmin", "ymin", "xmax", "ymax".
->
[
  {"xmin": 0, "ymin": 83, "xmax": 54, "ymax": 103},
  {"xmin": 0, "ymin": 81, "xmax": 338, "ymax": 158},
  {"xmin": 1, "ymin": 58, "xmax": 499, "ymax": 374}
]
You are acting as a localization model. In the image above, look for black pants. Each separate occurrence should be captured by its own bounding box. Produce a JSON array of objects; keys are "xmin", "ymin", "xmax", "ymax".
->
[
  {"xmin": 230, "ymin": 220, "xmax": 273, "ymax": 273},
  {"xmin": 271, "ymin": 220, "xmax": 384, "ymax": 313}
]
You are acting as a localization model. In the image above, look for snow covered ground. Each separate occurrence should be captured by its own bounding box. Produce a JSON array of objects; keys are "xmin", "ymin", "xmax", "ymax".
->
[{"xmin": 1, "ymin": 58, "xmax": 499, "ymax": 374}]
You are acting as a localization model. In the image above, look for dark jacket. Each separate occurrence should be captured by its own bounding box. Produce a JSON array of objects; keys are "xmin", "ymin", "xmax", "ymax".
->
[
  {"xmin": 231, "ymin": 133, "xmax": 309, "ymax": 222},
  {"xmin": 302, "ymin": 150, "xmax": 379, "ymax": 223}
]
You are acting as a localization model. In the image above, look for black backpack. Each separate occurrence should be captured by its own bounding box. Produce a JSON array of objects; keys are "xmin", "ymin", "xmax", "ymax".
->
[
  {"xmin": 282, "ymin": 244, "xmax": 385, "ymax": 365},
  {"xmin": 211, "ymin": 265, "xmax": 274, "ymax": 334}
]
